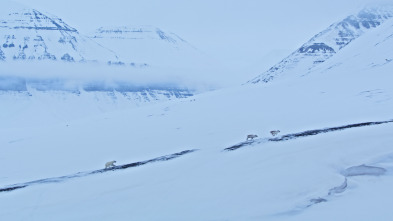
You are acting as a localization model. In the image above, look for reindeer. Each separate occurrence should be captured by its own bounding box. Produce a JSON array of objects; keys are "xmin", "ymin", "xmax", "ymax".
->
[
  {"xmin": 105, "ymin": 160, "xmax": 117, "ymax": 169},
  {"xmin": 246, "ymin": 134, "xmax": 258, "ymax": 141},
  {"xmin": 270, "ymin": 130, "xmax": 280, "ymax": 136}
]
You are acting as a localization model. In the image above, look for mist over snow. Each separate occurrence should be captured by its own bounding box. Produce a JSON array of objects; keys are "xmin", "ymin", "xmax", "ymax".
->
[{"xmin": 0, "ymin": 61, "xmax": 224, "ymax": 92}]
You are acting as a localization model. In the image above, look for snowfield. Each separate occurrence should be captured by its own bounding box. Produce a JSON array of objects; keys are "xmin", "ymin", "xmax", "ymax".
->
[{"xmin": 1, "ymin": 4, "xmax": 393, "ymax": 221}]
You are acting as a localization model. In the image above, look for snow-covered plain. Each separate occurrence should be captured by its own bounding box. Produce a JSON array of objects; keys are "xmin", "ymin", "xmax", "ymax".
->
[{"xmin": 1, "ymin": 5, "xmax": 393, "ymax": 221}]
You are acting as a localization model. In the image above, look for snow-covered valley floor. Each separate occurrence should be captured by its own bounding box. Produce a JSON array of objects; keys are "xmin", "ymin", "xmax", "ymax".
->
[
  {"xmin": 1, "ymin": 73, "xmax": 392, "ymax": 220},
  {"xmin": 2, "ymin": 118, "xmax": 392, "ymax": 195}
]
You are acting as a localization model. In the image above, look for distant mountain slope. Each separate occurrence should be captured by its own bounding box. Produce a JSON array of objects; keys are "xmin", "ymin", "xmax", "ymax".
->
[
  {"xmin": 0, "ymin": 6, "xmax": 119, "ymax": 63},
  {"xmin": 249, "ymin": 6, "xmax": 393, "ymax": 84},
  {"xmin": 88, "ymin": 26, "xmax": 206, "ymax": 68}
]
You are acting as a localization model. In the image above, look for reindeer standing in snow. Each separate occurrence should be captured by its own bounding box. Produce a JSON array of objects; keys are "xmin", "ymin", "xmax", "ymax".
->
[
  {"xmin": 105, "ymin": 160, "xmax": 117, "ymax": 169},
  {"xmin": 270, "ymin": 130, "xmax": 280, "ymax": 136},
  {"xmin": 247, "ymin": 134, "xmax": 258, "ymax": 141}
]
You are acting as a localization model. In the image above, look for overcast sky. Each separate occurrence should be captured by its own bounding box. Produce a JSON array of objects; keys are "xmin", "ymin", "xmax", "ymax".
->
[{"xmin": 8, "ymin": 0, "xmax": 391, "ymax": 73}]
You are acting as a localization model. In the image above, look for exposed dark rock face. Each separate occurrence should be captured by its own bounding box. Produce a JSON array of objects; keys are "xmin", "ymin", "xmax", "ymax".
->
[{"xmin": 298, "ymin": 43, "xmax": 335, "ymax": 54}]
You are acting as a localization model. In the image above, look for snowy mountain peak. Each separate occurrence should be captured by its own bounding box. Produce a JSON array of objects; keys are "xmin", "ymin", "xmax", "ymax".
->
[
  {"xmin": 91, "ymin": 26, "xmax": 186, "ymax": 45},
  {"xmin": 88, "ymin": 25, "xmax": 205, "ymax": 68},
  {"xmin": 249, "ymin": 5, "xmax": 393, "ymax": 84},
  {"xmin": 0, "ymin": 7, "xmax": 118, "ymax": 63},
  {"xmin": 0, "ymin": 8, "xmax": 77, "ymax": 33}
]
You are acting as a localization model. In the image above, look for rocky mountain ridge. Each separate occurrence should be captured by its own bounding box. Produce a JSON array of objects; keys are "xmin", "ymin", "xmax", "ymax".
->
[
  {"xmin": 0, "ymin": 8, "xmax": 119, "ymax": 63},
  {"xmin": 249, "ymin": 6, "xmax": 393, "ymax": 84}
]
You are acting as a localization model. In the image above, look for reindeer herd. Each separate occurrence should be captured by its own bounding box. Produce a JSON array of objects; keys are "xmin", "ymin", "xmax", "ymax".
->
[
  {"xmin": 246, "ymin": 130, "xmax": 280, "ymax": 141},
  {"xmin": 105, "ymin": 130, "xmax": 280, "ymax": 169}
]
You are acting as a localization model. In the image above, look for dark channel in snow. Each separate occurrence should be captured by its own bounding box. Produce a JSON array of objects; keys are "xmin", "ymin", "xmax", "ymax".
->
[
  {"xmin": 306, "ymin": 164, "xmax": 387, "ymax": 210},
  {"xmin": 291, "ymin": 163, "xmax": 389, "ymax": 213},
  {"xmin": 224, "ymin": 119, "xmax": 393, "ymax": 151},
  {"xmin": 328, "ymin": 178, "xmax": 348, "ymax": 195},
  {"xmin": 0, "ymin": 149, "xmax": 198, "ymax": 193},
  {"xmin": 342, "ymin": 164, "xmax": 386, "ymax": 177}
]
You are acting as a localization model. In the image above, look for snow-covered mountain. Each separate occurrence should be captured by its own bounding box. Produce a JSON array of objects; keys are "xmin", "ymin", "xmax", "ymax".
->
[
  {"xmin": 0, "ymin": 5, "xmax": 200, "ymax": 110},
  {"xmin": 0, "ymin": 5, "xmax": 119, "ymax": 63},
  {"xmin": 249, "ymin": 6, "xmax": 393, "ymax": 84},
  {"xmin": 88, "ymin": 26, "xmax": 207, "ymax": 68},
  {"xmin": 0, "ymin": 4, "xmax": 205, "ymax": 68}
]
